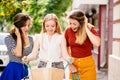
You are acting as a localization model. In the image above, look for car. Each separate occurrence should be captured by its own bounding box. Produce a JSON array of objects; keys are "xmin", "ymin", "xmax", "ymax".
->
[{"xmin": 0, "ymin": 33, "xmax": 9, "ymax": 70}]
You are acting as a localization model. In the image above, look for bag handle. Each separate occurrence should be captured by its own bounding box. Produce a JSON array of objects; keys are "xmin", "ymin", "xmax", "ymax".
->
[
  {"xmin": 72, "ymin": 72, "xmax": 80, "ymax": 80},
  {"xmin": 64, "ymin": 58, "xmax": 73, "ymax": 70},
  {"xmin": 64, "ymin": 62, "xmax": 80, "ymax": 80},
  {"xmin": 64, "ymin": 62, "xmax": 69, "ymax": 70}
]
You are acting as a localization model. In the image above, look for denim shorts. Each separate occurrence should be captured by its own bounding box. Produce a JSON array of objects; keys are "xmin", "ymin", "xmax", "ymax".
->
[{"xmin": 38, "ymin": 61, "xmax": 64, "ymax": 69}]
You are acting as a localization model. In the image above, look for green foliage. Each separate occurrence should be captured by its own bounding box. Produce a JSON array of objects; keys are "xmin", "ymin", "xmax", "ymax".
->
[
  {"xmin": 24, "ymin": 0, "xmax": 47, "ymax": 34},
  {"xmin": 0, "ymin": 0, "xmax": 72, "ymax": 33},
  {"xmin": 0, "ymin": 0, "xmax": 29, "ymax": 32},
  {"xmin": 25, "ymin": 0, "xmax": 72, "ymax": 34},
  {"xmin": 44, "ymin": 0, "xmax": 72, "ymax": 18},
  {"xmin": 44, "ymin": 0, "xmax": 72, "ymax": 31}
]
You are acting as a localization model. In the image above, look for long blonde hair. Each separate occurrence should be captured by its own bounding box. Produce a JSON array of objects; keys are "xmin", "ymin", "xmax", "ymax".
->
[
  {"xmin": 67, "ymin": 10, "xmax": 87, "ymax": 45},
  {"xmin": 41, "ymin": 13, "xmax": 62, "ymax": 49}
]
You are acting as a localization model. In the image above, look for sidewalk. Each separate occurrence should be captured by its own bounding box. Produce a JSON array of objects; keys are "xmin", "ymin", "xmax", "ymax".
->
[{"xmin": 97, "ymin": 68, "xmax": 108, "ymax": 80}]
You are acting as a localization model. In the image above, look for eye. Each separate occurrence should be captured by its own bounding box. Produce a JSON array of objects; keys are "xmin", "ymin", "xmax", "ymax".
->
[
  {"xmin": 45, "ymin": 25, "xmax": 49, "ymax": 27},
  {"xmin": 68, "ymin": 22, "xmax": 72, "ymax": 25},
  {"xmin": 51, "ymin": 25, "xmax": 56, "ymax": 28},
  {"xmin": 73, "ymin": 23, "xmax": 76, "ymax": 26}
]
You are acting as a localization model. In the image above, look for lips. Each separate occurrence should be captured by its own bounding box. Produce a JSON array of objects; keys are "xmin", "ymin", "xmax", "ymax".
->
[{"xmin": 72, "ymin": 28, "xmax": 77, "ymax": 32}]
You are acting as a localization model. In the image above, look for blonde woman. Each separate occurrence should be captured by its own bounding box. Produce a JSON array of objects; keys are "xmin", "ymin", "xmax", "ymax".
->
[
  {"xmin": 64, "ymin": 10, "xmax": 100, "ymax": 80},
  {"xmin": 22, "ymin": 13, "xmax": 72, "ymax": 70}
]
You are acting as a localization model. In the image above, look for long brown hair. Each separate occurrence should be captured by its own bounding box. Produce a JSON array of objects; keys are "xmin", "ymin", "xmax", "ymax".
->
[
  {"xmin": 67, "ymin": 10, "xmax": 87, "ymax": 44},
  {"xmin": 9, "ymin": 13, "xmax": 31, "ymax": 54}
]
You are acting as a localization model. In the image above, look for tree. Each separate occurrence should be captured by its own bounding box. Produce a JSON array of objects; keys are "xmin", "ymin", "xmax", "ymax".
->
[
  {"xmin": 0, "ymin": 0, "xmax": 29, "ymax": 32},
  {"xmin": 0, "ymin": 0, "xmax": 72, "ymax": 33},
  {"xmin": 24, "ymin": 0, "xmax": 47, "ymax": 34},
  {"xmin": 44, "ymin": 0, "xmax": 72, "ymax": 31}
]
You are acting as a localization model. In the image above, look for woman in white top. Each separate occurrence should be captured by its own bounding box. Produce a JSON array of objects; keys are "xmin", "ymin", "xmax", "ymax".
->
[{"xmin": 22, "ymin": 13, "xmax": 72, "ymax": 69}]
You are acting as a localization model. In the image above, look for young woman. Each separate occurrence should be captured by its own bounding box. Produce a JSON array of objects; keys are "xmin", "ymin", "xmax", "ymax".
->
[
  {"xmin": 64, "ymin": 9, "xmax": 100, "ymax": 80},
  {"xmin": 22, "ymin": 13, "xmax": 72, "ymax": 70},
  {"xmin": 0, "ymin": 13, "xmax": 33, "ymax": 80}
]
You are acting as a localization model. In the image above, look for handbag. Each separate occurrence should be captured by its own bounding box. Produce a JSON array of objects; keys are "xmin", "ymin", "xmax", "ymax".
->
[{"xmin": 30, "ymin": 67, "xmax": 64, "ymax": 80}]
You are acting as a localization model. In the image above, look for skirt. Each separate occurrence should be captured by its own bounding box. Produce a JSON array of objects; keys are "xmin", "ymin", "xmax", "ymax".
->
[
  {"xmin": 70, "ymin": 55, "xmax": 96, "ymax": 80},
  {"xmin": 0, "ymin": 62, "xmax": 28, "ymax": 80}
]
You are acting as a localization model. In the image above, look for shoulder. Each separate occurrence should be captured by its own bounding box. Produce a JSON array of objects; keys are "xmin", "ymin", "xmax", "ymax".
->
[
  {"xmin": 65, "ymin": 27, "xmax": 71, "ymax": 31},
  {"xmin": 65, "ymin": 27, "xmax": 73, "ymax": 33},
  {"xmin": 5, "ymin": 35, "xmax": 15, "ymax": 46},
  {"xmin": 64, "ymin": 27, "xmax": 73, "ymax": 37},
  {"xmin": 55, "ymin": 33, "xmax": 62, "ymax": 38},
  {"xmin": 5, "ymin": 35, "xmax": 14, "ymax": 41}
]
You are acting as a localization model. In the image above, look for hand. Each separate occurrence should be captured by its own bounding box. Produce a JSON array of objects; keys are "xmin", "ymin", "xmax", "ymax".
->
[
  {"xmin": 15, "ymin": 27, "xmax": 20, "ymax": 37},
  {"xmin": 84, "ymin": 16, "xmax": 88, "ymax": 23},
  {"xmin": 69, "ymin": 64, "xmax": 77, "ymax": 73},
  {"xmin": 68, "ymin": 58, "xmax": 74, "ymax": 64},
  {"xmin": 22, "ymin": 56, "xmax": 29, "ymax": 63}
]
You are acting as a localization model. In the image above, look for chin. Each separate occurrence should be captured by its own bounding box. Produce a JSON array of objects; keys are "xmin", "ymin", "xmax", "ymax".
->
[{"xmin": 72, "ymin": 29, "xmax": 77, "ymax": 32}]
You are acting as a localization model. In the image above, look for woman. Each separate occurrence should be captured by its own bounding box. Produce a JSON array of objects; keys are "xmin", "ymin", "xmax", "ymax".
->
[
  {"xmin": 64, "ymin": 9, "xmax": 100, "ymax": 80},
  {"xmin": 0, "ymin": 13, "xmax": 33, "ymax": 80},
  {"xmin": 22, "ymin": 13, "xmax": 72, "ymax": 70}
]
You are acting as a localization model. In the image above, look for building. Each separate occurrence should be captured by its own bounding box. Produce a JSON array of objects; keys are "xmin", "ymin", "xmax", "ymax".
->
[{"xmin": 72, "ymin": 0, "xmax": 120, "ymax": 80}]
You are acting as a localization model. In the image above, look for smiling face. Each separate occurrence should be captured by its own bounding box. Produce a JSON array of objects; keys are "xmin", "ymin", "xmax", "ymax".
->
[
  {"xmin": 68, "ymin": 18, "xmax": 80, "ymax": 32},
  {"xmin": 20, "ymin": 19, "xmax": 31, "ymax": 36},
  {"xmin": 44, "ymin": 20, "xmax": 56, "ymax": 35}
]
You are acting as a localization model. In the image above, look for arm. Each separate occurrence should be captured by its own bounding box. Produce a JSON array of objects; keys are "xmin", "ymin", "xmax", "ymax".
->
[
  {"xmin": 84, "ymin": 17, "xmax": 100, "ymax": 47},
  {"xmin": 62, "ymin": 34, "xmax": 77, "ymax": 73},
  {"xmin": 61, "ymin": 36, "xmax": 73, "ymax": 63},
  {"xmin": 22, "ymin": 35, "xmax": 40, "ymax": 62},
  {"xmin": 13, "ymin": 28, "xmax": 22, "ymax": 57}
]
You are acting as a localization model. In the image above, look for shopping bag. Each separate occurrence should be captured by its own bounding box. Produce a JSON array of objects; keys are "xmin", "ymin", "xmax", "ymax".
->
[
  {"xmin": 30, "ymin": 68, "xmax": 64, "ymax": 80},
  {"xmin": 72, "ymin": 72, "xmax": 80, "ymax": 80}
]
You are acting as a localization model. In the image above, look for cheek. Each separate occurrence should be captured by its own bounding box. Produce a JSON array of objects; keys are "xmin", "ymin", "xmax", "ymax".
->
[
  {"xmin": 45, "ymin": 27, "xmax": 48, "ymax": 30},
  {"xmin": 53, "ymin": 27, "xmax": 56, "ymax": 31},
  {"xmin": 21, "ymin": 28, "xmax": 25, "ymax": 31}
]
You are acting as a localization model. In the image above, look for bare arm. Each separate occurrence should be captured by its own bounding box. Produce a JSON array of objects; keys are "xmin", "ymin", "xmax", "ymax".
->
[
  {"xmin": 13, "ymin": 28, "xmax": 22, "ymax": 57},
  {"xmin": 61, "ymin": 36, "xmax": 73, "ymax": 63},
  {"xmin": 61, "ymin": 35, "xmax": 77, "ymax": 73},
  {"xmin": 84, "ymin": 17, "xmax": 100, "ymax": 47},
  {"xmin": 22, "ymin": 35, "xmax": 40, "ymax": 62}
]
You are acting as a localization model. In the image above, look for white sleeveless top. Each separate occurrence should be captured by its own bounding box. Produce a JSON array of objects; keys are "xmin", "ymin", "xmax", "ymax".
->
[{"xmin": 38, "ymin": 33, "xmax": 63, "ymax": 62}]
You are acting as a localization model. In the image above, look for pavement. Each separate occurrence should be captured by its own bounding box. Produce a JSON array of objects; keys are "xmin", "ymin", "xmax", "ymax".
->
[{"xmin": 97, "ymin": 68, "xmax": 108, "ymax": 80}]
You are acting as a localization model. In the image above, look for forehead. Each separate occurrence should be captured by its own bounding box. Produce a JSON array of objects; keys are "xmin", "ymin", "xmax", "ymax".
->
[
  {"xmin": 68, "ymin": 18, "xmax": 79, "ymax": 23},
  {"xmin": 45, "ymin": 20, "xmax": 56, "ymax": 25}
]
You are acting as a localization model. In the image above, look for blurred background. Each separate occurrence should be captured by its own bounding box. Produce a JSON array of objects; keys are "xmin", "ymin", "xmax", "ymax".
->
[{"xmin": 0, "ymin": 0, "xmax": 120, "ymax": 80}]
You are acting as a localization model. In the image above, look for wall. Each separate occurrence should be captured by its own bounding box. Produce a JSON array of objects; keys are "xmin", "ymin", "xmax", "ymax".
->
[{"xmin": 108, "ymin": 0, "xmax": 120, "ymax": 80}]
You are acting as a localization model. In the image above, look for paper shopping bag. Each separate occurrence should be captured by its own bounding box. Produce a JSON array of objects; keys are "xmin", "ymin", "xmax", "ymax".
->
[{"xmin": 30, "ymin": 68, "xmax": 64, "ymax": 80}]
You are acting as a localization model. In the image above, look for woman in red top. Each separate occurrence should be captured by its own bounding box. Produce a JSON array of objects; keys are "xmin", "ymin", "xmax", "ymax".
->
[{"xmin": 64, "ymin": 9, "xmax": 100, "ymax": 80}]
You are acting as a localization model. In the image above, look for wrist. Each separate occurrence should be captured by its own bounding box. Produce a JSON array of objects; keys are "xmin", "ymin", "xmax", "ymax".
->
[{"xmin": 67, "ymin": 58, "xmax": 73, "ymax": 64}]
